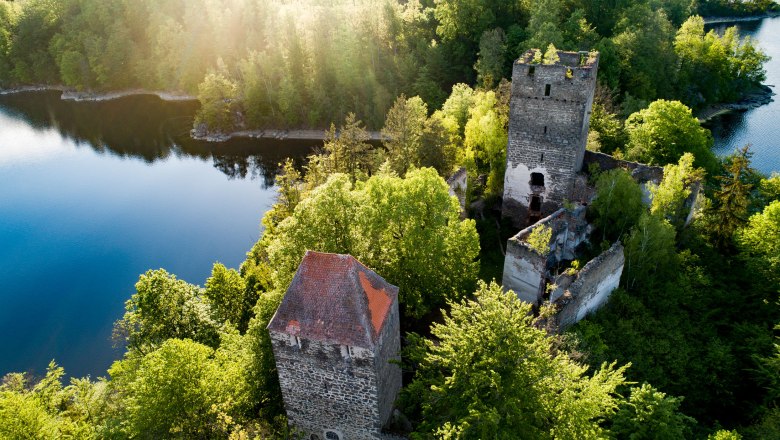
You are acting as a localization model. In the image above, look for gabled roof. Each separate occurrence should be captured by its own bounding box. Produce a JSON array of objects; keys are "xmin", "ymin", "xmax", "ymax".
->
[{"xmin": 267, "ymin": 251, "xmax": 399, "ymax": 349}]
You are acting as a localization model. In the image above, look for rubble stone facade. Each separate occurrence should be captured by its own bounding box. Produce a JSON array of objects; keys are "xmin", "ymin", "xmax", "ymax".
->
[
  {"xmin": 503, "ymin": 50, "xmax": 599, "ymax": 226},
  {"xmin": 268, "ymin": 252, "xmax": 402, "ymax": 440}
]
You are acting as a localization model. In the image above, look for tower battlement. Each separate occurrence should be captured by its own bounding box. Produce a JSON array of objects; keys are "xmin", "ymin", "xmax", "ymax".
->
[{"xmin": 502, "ymin": 49, "xmax": 600, "ymax": 226}]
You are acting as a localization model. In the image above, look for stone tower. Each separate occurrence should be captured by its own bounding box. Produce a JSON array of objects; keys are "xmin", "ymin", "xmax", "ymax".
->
[
  {"xmin": 268, "ymin": 251, "xmax": 402, "ymax": 440},
  {"xmin": 502, "ymin": 49, "xmax": 599, "ymax": 226}
]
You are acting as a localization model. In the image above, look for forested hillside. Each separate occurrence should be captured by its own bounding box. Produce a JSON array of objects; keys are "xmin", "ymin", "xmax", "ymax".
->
[
  {"xmin": 0, "ymin": 0, "xmax": 771, "ymax": 131},
  {"xmin": 0, "ymin": 0, "xmax": 779, "ymax": 439}
]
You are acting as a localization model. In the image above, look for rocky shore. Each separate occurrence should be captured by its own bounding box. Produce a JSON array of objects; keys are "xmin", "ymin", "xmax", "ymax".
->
[
  {"xmin": 0, "ymin": 85, "xmax": 195, "ymax": 102},
  {"xmin": 703, "ymin": 11, "xmax": 780, "ymax": 24},
  {"xmin": 190, "ymin": 123, "xmax": 383, "ymax": 143},
  {"xmin": 697, "ymin": 84, "xmax": 775, "ymax": 122}
]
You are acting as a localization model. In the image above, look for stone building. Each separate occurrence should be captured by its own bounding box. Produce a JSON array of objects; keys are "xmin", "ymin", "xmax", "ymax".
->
[
  {"xmin": 502, "ymin": 207, "xmax": 625, "ymax": 330},
  {"xmin": 268, "ymin": 251, "xmax": 402, "ymax": 440},
  {"xmin": 502, "ymin": 49, "xmax": 600, "ymax": 226}
]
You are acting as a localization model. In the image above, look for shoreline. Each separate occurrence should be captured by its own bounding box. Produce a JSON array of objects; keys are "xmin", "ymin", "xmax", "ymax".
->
[
  {"xmin": 703, "ymin": 11, "xmax": 780, "ymax": 24},
  {"xmin": 0, "ymin": 85, "xmax": 196, "ymax": 102},
  {"xmin": 697, "ymin": 84, "xmax": 775, "ymax": 122},
  {"xmin": 190, "ymin": 127, "xmax": 383, "ymax": 143}
]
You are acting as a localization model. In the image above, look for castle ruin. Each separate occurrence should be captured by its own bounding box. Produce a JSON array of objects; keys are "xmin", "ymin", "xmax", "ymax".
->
[
  {"xmin": 502, "ymin": 49, "xmax": 599, "ymax": 226},
  {"xmin": 268, "ymin": 251, "xmax": 402, "ymax": 440}
]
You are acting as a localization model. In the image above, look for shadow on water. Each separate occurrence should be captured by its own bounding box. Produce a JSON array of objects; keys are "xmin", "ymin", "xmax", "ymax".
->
[
  {"xmin": 704, "ymin": 17, "xmax": 780, "ymax": 175},
  {"xmin": 0, "ymin": 90, "xmax": 318, "ymax": 187}
]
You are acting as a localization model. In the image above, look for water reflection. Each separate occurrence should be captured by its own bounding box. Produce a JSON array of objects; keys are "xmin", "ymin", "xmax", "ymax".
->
[
  {"xmin": 704, "ymin": 17, "xmax": 780, "ymax": 175},
  {"xmin": 0, "ymin": 91, "xmax": 317, "ymax": 187}
]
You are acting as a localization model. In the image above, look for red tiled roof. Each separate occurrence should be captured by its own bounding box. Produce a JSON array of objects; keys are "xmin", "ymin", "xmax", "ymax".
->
[{"xmin": 267, "ymin": 251, "xmax": 399, "ymax": 349}]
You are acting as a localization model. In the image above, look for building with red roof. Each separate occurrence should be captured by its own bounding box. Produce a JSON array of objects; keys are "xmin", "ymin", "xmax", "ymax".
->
[{"xmin": 268, "ymin": 251, "xmax": 402, "ymax": 440}]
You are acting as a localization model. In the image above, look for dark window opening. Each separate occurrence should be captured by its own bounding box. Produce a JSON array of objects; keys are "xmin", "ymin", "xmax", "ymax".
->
[
  {"xmin": 544, "ymin": 84, "xmax": 551, "ymax": 96},
  {"xmin": 325, "ymin": 432, "xmax": 340, "ymax": 440},
  {"xmin": 543, "ymin": 126, "xmax": 547, "ymax": 134},
  {"xmin": 528, "ymin": 66, "xmax": 535, "ymax": 76},
  {"xmin": 540, "ymin": 153, "xmax": 544, "ymax": 163},
  {"xmin": 531, "ymin": 173, "xmax": 545, "ymax": 187},
  {"xmin": 530, "ymin": 195, "xmax": 542, "ymax": 211}
]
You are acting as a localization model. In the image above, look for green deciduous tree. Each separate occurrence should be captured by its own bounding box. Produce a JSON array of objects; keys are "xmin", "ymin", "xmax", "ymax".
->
[
  {"xmin": 107, "ymin": 337, "xmax": 253, "ymax": 439},
  {"xmin": 195, "ymin": 72, "xmax": 238, "ymax": 133},
  {"xmin": 649, "ymin": 152, "xmax": 705, "ymax": 229},
  {"xmin": 266, "ymin": 169, "xmax": 479, "ymax": 318},
  {"xmin": 205, "ymin": 263, "xmax": 252, "ymax": 332},
  {"xmin": 589, "ymin": 168, "xmax": 645, "ymax": 242},
  {"xmin": 610, "ymin": 384, "xmax": 695, "ymax": 439},
  {"xmin": 625, "ymin": 100, "xmax": 717, "ymax": 173},
  {"xmin": 624, "ymin": 213, "xmax": 678, "ymax": 291},
  {"xmin": 381, "ymin": 95, "xmax": 428, "ymax": 176},
  {"xmin": 738, "ymin": 200, "xmax": 780, "ymax": 286},
  {"xmin": 114, "ymin": 269, "xmax": 219, "ymax": 354},
  {"xmin": 463, "ymin": 89, "xmax": 508, "ymax": 199},
  {"xmin": 402, "ymin": 281, "xmax": 628, "ymax": 438}
]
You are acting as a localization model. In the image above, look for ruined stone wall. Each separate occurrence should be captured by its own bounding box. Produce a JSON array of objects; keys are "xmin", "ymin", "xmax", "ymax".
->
[
  {"xmin": 502, "ymin": 207, "xmax": 590, "ymax": 304},
  {"xmin": 375, "ymin": 299, "xmax": 402, "ymax": 431},
  {"xmin": 447, "ymin": 167, "xmax": 467, "ymax": 216},
  {"xmin": 555, "ymin": 241, "xmax": 624, "ymax": 329},
  {"xmin": 583, "ymin": 151, "xmax": 663, "ymax": 184},
  {"xmin": 503, "ymin": 234, "xmax": 548, "ymax": 304},
  {"xmin": 271, "ymin": 332, "xmax": 383, "ymax": 440},
  {"xmin": 503, "ymin": 51, "xmax": 599, "ymax": 226}
]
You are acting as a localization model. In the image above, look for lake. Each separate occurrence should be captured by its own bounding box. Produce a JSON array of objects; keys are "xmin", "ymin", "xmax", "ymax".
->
[
  {"xmin": 2, "ymin": 16, "xmax": 779, "ymax": 380},
  {"xmin": 0, "ymin": 91, "xmax": 315, "ymax": 378},
  {"xmin": 706, "ymin": 15, "xmax": 780, "ymax": 175}
]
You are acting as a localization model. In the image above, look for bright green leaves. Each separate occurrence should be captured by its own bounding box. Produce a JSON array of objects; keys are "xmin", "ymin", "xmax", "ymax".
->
[
  {"xmin": 114, "ymin": 269, "xmax": 219, "ymax": 355},
  {"xmin": 648, "ymin": 152, "xmax": 705, "ymax": 229},
  {"xmin": 195, "ymin": 72, "xmax": 239, "ymax": 133},
  {"xmin": 625, "ymin": 99, "xmax": 717, "ymax": 173},
  {"xmin": 266, "ymin": 168, "xmax": 479, "ymax": 318},
  {"xmin": 403, "ymin": 281, "xmax": 628, "ymax": 439},
  {"xmin": 589, "ymin": 168, "xmax": 645, "ymax": 242}
]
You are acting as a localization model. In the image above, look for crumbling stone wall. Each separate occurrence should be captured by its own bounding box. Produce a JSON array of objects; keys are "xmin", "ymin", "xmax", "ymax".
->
[
  {"xmin": 583, "ymin": 150, "xmax": 664, "ymax": 184},
  {"xmin": 447, "ymin": 167, "xmax": 467, "ymax": 215},
  {"xmin": 555, "ymin": 241, "xmax": 624, "ymax": 329},
  {"xmin": 503, "ymin": 50, "xmax": 599, "ymax": 226},
  {"xmin": 270, "ymin": 296, "xmax": 401, "ymax": 440},
  {"xmin": 502, "ymin": 207, "xmax": 590, "ymax": 304}
]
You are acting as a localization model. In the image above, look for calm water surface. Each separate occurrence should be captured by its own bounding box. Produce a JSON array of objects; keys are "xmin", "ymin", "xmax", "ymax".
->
[
  {"xmin": 0, "ymin": 91, "xmax": 313, "ymax": 378},
  {"xmin": 706, "ymin": 16, "xmax": 780, "ymax": 175},
  {"xmin": 2, "ymin": 16, "xmax": 778, "ymax": 379}
]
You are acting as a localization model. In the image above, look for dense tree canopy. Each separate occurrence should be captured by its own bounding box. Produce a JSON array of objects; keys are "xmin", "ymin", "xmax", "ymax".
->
[
  {"xmin": 266, "ymin": 169, "xmax": 480, "ymax": 318},
  {"xmin": 625, "ymin": 99, "xmax": 717, "ymax": 172},
  {"xmin": 0, "ymin": 0, "xmax": 769, "ymax": 134},
  {"xmin": 402, "ymin": 281, "xmax": 629, "ymax": 439}
]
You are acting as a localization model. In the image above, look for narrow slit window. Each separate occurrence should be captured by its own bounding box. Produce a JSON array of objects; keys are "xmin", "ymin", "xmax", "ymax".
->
[
  {"xmin": 540, "ymin": 153, "xmax": 544, "ymax": 163},
  {"xmin": 544, "ymin": 84, "xmax": 551, "ymax": 96},
  {"xmin": 528, "ymin": 66, "xmax": 535, "ymax": 76},
  {"xmin": 543, "ymin": 126, "xmax": 547, "ymax": 134}
]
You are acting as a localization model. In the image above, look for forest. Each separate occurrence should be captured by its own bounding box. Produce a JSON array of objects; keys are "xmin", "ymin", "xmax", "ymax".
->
[
  {"xmin": 0, "ymin": 0, "xmax": 773, "ymax": 131},
  {"xmin": 1, "ymin": 0, "xmax": 779, "ymax": 439}
]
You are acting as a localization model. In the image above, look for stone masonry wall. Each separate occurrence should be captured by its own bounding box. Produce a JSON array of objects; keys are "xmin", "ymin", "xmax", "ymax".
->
[
  {"xmin": 503, "ymin": 51, "xmax": 599, "ymax": 226},
  {"xmin": 583, "ymin": 150, "xmax": 663, "ymax": 184},
  {"xmin": 447, "ymin": 167, "xmax": 467, "ymax": 216},
  {"xmin": 555, "ymin": 241, "xmax": 624, "ymax": 329},
  {"xmin": 374, "ymin": 299, "xmax": 402, "ymax": 431},
  {"xmin": 502, "ymin": 207, "xmax": 590, "ymax": 304},
  {"xmin": 271, "ymin": 332, "xmax": 383, "ymax": 440}
]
